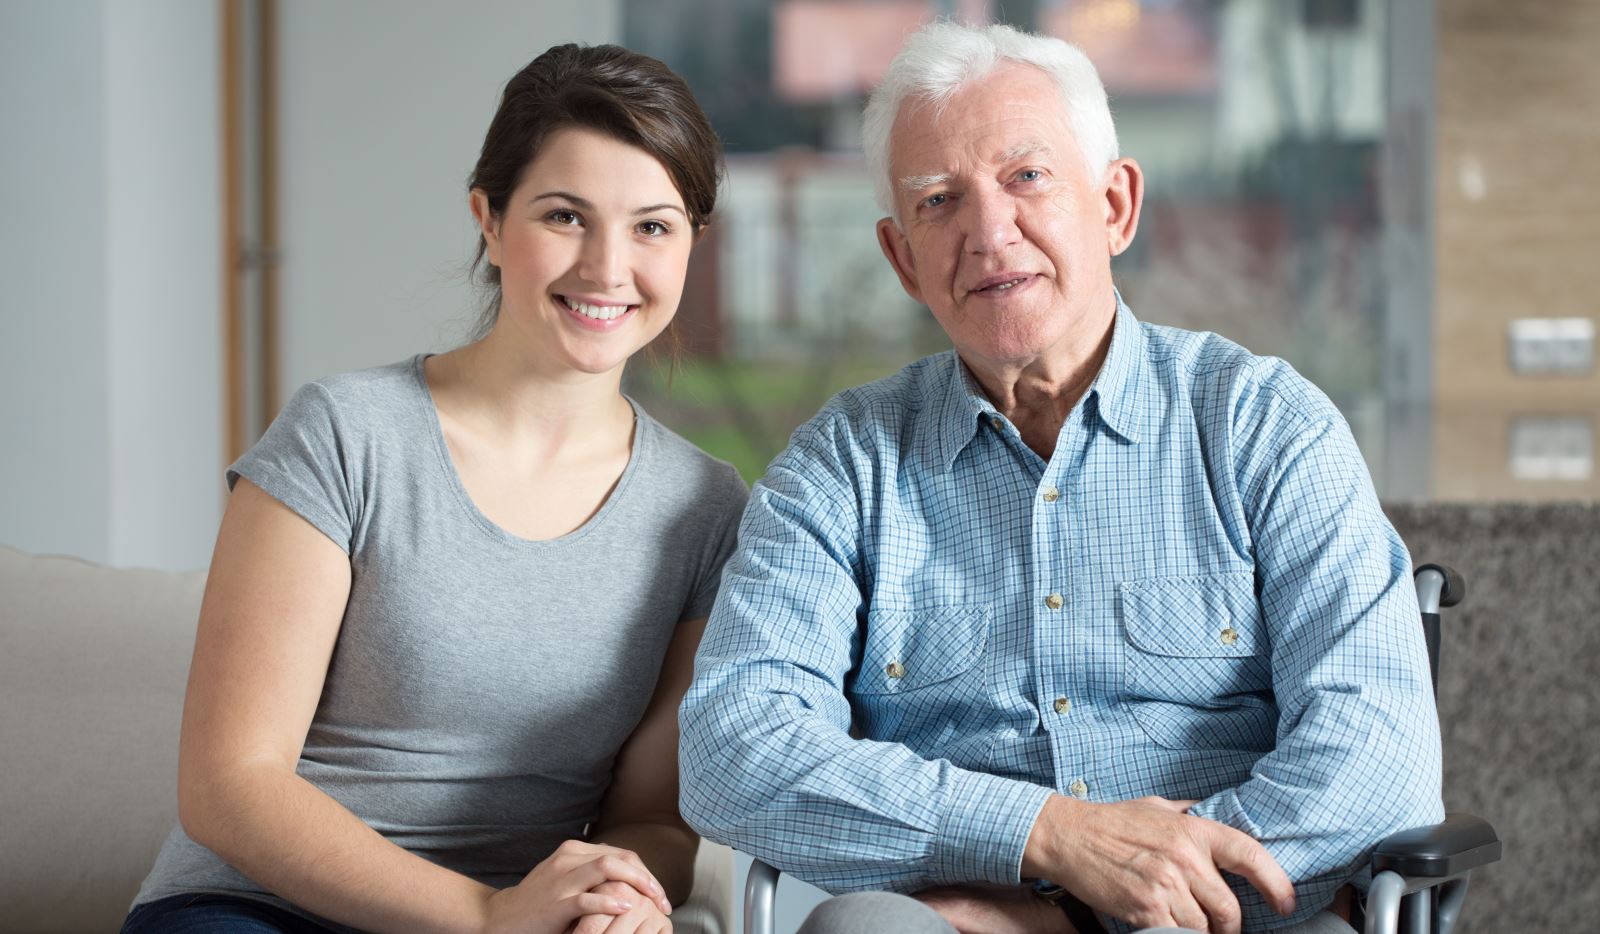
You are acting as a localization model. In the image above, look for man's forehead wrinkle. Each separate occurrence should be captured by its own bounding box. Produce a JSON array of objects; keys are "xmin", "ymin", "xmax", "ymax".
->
[{"xmin": 893, "ymin": 128, "xmax": 1052, "ymax": 186}]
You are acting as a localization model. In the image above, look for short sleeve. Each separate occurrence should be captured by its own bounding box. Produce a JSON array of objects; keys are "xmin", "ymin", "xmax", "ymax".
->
[
  {"xmin": 227, "ymin": 382, "xmax": 358, "ymax": 553},
  {"xmin": 683, "ymin": 464, "xmax": 749, "ymax": 620}
]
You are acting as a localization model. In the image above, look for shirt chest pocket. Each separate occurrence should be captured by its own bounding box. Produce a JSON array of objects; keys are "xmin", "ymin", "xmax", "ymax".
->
[
  {"xmin": 1119, "ymin": 572, "xmax": 1275, "ymax": 751},
  {"xmin": 849, "ymin": 605, "xmax": 991, "ymax": 749}
]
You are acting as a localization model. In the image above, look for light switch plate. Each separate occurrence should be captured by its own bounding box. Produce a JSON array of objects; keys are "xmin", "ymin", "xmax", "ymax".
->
[
  {"xmin": 1508, "ymin": 318, "xmax": 1595, "ymax": 375},
  {"xmin": 1509, "ymin": 415, "xmax": 1593, "ymax": 480}
]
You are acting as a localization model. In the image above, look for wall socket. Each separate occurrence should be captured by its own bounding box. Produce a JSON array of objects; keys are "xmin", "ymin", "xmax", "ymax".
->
[{"xmin": 1508, "ymin": 317, "xmax": 1595, "ymax": 375}]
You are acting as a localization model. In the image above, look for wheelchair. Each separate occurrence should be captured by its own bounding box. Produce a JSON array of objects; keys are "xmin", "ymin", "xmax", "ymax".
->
[{"xmin": 741, "ymin": 564, "xmax": 1501, "ymax": 934}]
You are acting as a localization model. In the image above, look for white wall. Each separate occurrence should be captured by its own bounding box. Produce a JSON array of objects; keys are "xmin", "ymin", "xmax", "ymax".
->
[
  {"xmin": 0, "ymin": 0, "xmax": 220, "ymax": 571},
  {"xmin": 1, "ymin": 1, "xmax": 620, "ymax": 570},
  {"xmin": 276, "ymin": 1, "xmax": 621, "ymax": 392},
  {"xmin": 104, "ymin": 1, "xmax": 224, "ymax": 570}
]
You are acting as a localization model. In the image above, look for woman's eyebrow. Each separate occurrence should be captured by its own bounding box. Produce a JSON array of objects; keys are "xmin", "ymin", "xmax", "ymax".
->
[
  {"xmin": 528, "ymin": 192, "xmax": 685, "ymax": 218},
  {"xmin": 633, "ymin": 203, "xmax": 687, "ymax": 217},
  {"xmin": 529, "ymin": 190, "xmax": 591, "ymax": 209}
]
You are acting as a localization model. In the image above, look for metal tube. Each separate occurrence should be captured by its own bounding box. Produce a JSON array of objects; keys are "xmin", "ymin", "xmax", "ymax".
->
[
  {"xmin": 744, "ymin": 858, "xmax": 781, "ymax": 934},
  {"xmin": 1365, "ymin": 870, "xmax": 1408, "ymax": 934},
  {"xmin": 1415, "ymin": 567, "xmax": 1446, "ymax": 615}
]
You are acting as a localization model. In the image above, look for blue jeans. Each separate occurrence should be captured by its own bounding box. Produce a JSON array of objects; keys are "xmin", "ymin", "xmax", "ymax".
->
[{"xmin": 121, "ymin": 894, "xmax": 337, "ymax": 933}]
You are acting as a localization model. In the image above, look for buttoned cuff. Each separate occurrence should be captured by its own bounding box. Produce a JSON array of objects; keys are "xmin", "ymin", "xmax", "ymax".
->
[{"xmin": 931, "ymin": 769, "xmax": 1054, "ymax": 885}]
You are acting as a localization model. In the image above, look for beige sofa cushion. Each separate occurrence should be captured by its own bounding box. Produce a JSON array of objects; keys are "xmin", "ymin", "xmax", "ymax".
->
[
  {"xmin": 0, "ymin": 546, "xmax": 204, "ymax": 932},
  {"xmin": 0, "ymin": 546, "xmax": 731, "ymax": 932}
]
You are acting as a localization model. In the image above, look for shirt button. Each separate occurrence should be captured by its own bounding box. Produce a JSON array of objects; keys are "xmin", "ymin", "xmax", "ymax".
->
[
  {"xmin": 1044, "ymin": 593, "xmax": 1064, "ymax": 610},
  {"xmin": 1069, "ymin": 779, "xmax": 1089, "ymax": 798},
  {"xmin": 1220, "ymin": 627, "xmax": 1239, "ymax": 646},
  {"xmin": 885, "ymin": 661, "xmax": 905, "ymax": 679},
  {"xmin": 1041, "ymin": 485, "xmax": 1060, "ymax": 503},
  {"xmin": 1053, "ymin": 697, "xmax": 1072, "ymax": 715},
  {"xmin": 989, "ymin": 416, "xmax": 1004, "ymax": 430}
]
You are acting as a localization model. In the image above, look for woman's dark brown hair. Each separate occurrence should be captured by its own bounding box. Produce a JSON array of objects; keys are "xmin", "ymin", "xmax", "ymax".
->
[{"xmin": 468, "ymin": 44, "xmax": 724, "ymax": 339}]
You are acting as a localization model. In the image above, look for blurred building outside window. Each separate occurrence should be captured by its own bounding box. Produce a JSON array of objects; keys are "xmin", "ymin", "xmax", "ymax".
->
[{"xmin": 619, "ymin": 0, "xmax": 1458, "ymax": 496}]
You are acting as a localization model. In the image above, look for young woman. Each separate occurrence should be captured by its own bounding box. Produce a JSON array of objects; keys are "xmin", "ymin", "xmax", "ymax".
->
[{"xmin": 122, "ymin": 44, "xmax": 746, "ymax": 934}]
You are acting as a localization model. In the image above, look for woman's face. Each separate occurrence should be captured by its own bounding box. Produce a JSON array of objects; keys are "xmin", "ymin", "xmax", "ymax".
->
[{"xmin": 474, "ymin": 126, "xmax": 694, "ymax": 377}]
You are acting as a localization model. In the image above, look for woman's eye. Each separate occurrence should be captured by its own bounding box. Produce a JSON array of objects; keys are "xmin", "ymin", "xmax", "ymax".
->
[
  {"xmin": 548, "ymin": 210, "xmax": 580, "ymax": 225},
  {"xmin": 638, "ymin": 220, "xmax": 670, "ymax": 237}
]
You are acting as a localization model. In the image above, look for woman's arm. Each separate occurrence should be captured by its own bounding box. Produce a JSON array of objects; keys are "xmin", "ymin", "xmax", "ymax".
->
[
  {"xmin": 178, "ymin": 479, "xmax": 655, "ymax": 934},
  {"xmin": 587, "ymin": 615, "xmax": 711, "ymax": 905}
]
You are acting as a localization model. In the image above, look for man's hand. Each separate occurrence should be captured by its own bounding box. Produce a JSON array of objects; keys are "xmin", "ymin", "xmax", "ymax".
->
[
  {"xmin": 568, "ymin": 881, "xmax": 671, "ymax": 934},
  {"xmin": 1022, "ymin": 794, "xmax": 1295, "ymax": 934},
  {"xmin": 912, "ymin": 883, "xmax": 1071, "ymax": 934}
]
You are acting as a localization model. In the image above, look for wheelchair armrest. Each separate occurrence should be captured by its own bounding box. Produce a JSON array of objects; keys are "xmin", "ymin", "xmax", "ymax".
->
[{"xmin": 1371, "ymin": 812, "xmax": 1501, "ymax": 877}]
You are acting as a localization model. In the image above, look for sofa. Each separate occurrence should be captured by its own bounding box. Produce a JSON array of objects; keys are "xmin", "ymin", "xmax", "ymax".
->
[
  {"xmin": 5, "ymin": 501, "xmax": 1597, "ymax": 933},
  {"xmin": 0, "ymin": 546, "xmax": 731, "ymax": 934}
]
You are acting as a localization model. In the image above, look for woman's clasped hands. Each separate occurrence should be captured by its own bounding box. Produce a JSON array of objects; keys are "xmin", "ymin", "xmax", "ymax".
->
[{"xmin": 482, "ymin": 839, "xmax": 673, "ymax": 934}]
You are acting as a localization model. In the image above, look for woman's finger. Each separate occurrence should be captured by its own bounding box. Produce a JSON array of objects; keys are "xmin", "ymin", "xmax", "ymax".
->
[
  {"xmin": 572, "ymin": 854, "xmax": 664, "ymax": 899},
  {"xmin": 569, "ymin": 890, "xmax": 637, "ymax": 918}
]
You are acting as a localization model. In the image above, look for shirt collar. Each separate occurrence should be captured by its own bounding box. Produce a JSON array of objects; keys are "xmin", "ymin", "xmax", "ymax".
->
[
  {"xmin": 1089, "ymin": 295, "xmax": 1150, "ymax": 445},
  {"xmin": 932, "ymin": 293, "xmax": 1150, "ymax": 470}
]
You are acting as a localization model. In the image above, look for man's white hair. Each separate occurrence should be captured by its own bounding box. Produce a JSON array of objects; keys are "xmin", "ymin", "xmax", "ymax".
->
[{"xmin": 862, "ymin": 21, "xmax": 1119, "ymax": 223}]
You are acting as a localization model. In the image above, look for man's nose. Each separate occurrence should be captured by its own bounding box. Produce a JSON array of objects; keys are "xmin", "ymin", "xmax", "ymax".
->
[
  {"xmin": 960, "ymin": 187, "xmax": 1021, "ymax": 254},
  {"xmin": 577, "ymin": 227, "xmax": 629, "ymax": 288}
]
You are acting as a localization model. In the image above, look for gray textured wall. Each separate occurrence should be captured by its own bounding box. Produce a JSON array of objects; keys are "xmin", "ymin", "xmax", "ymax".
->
[{"xmin": 1385, "ymin": 502, "xmax": 1600, "ymax": 933}]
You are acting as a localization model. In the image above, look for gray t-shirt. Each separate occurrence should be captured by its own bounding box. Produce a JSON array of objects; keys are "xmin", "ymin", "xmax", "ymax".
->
[{"xmin": 134, "ymin": 355, "xmax": 747, "ymax": 917}]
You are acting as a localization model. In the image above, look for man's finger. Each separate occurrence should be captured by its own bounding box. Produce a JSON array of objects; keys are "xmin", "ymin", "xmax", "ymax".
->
[
  {"xmin": 1206, "ymin": 826, "xmax": 1296, "ymax": 916},
  {"xmin": 1169, "ymin": 888, "xmax": 1212, "ymax": 933},
  {"xmin": 1189, "ymin": 866, "xmax": 1243, "ymax": 934}
]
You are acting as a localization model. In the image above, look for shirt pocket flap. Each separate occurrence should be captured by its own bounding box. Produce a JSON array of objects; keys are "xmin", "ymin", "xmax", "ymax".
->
[
  {"xmin": 854, "ymin": 605, "xmax": 990, "ymax": 694},
  {"xmin": 1120, "ymin": 572, "xmax": 1265, "ymax": 658}
]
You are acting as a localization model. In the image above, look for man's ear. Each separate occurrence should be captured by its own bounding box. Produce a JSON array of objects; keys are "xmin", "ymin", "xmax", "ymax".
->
[
  {"xmin": 470, "ymin": 189, "xmax": 503, "ymax": 267},
  {"xmin": 876, "ymin": 216, "xmax": 925, "ymax": 303},
  {"xmin": 1101, "ymin": 157, "xmax": 1144, "ymax": 257}
]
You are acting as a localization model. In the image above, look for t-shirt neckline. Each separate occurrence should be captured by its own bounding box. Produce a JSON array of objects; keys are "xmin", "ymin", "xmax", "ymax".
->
[{"xmin": 408, "ymin": 353, "xmax": 648, "ymax": 548}]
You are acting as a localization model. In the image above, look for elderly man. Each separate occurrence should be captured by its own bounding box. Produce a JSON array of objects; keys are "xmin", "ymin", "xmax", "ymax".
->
[{"xmin": 679, "ymin": 21, "xmax": 1441, "ymax": 934}]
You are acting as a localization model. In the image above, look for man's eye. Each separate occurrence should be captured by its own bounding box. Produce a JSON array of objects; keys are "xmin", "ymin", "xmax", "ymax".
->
[
  {"xmin": 923, "ymin": 193, "xmax": 948, "ymax": 209},
  {"xmin": 1016, "ymin": 169, "xmax": 1043, "ymax": 182}
]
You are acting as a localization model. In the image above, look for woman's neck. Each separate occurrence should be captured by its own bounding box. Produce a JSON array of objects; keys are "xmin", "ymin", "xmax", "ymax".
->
[{"xmin": 424, "ymin": 332, "xmax": 634, "ymax": 461}]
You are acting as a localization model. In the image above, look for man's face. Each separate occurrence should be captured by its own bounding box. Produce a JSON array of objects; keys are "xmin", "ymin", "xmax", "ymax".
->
[{"xmin": 876, "ymin": 63, "xmax": 1140, "ymax": 376}]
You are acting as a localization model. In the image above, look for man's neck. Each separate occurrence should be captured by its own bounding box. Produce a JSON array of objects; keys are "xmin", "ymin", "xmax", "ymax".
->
[{"xmin": 965, "ymin": 300, "xmax": 1118, "ymax": 460}]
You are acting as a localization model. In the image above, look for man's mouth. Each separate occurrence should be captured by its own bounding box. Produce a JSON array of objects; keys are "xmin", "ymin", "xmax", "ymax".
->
[{"xmin": 970, "ymin": 274, "xmax": 1036, "ymax": 294}]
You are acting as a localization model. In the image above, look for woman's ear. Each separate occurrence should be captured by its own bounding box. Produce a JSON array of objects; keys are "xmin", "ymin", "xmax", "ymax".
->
[{"xmin": 470, "ymin": 189, "xmax": 502, "ymax": 266}]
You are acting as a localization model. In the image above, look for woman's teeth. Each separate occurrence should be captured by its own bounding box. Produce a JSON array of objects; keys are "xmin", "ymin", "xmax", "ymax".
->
[{"xmin": 563, "ymin": 296, "xmax": 630, "ymax": 320}]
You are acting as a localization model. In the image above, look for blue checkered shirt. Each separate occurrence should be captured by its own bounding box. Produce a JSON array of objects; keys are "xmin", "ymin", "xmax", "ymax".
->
[{"xmin": 679, "ymin": 301, "xmax": 1444, "ymax": 931}]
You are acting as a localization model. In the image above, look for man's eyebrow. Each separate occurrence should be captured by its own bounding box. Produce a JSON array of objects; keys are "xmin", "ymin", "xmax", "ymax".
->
[
  {"xmin": 898, "ymin": 172, "xmax": 950, "ymax": 192},
  {"xmin": 530, "ymin": 191, "xmax": 686, "ymax": 217},
  {"xmin": 997, "ymin": 140, "xmax": 1051, "ymax": 163}
]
